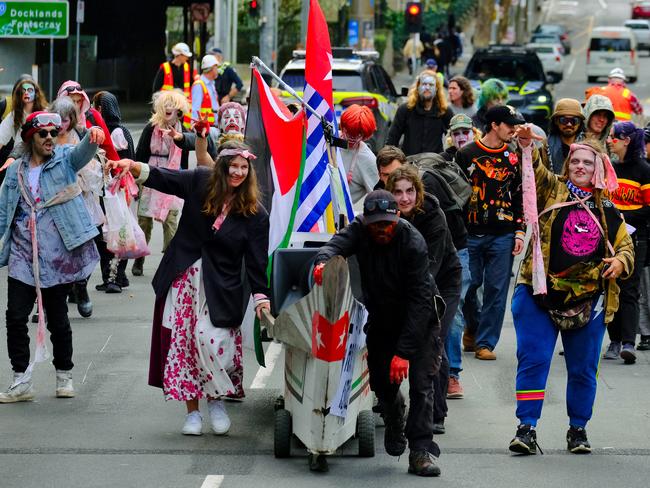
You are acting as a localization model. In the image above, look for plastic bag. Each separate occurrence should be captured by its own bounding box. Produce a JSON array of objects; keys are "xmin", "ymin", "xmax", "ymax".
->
[{"xmin": 103, "ymin": 176, "xmax": 150, "ymax": 259}]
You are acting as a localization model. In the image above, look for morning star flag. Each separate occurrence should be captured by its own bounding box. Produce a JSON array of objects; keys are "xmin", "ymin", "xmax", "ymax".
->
[{"xmin": 294, "ymin": 0, "xmax": 354, "ymax": 233}]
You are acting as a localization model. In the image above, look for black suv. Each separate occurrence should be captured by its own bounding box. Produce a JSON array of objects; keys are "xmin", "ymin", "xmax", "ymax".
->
[{"xmin": 464, "ymin": 45, "xmax": 556, "ymax": 129}]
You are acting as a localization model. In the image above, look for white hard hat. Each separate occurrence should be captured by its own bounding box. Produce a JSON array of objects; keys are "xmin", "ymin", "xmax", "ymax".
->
[
  {"xmin": 201, "ymin": 54, "xmax": 219, "ymax": 70},
  {"xmin": 608, "ymin": 68, "xmax": 627, "ymax": 81},
  {"xmin": 171, "ymin": 42, "xmax": 193, "ymax": 57}
]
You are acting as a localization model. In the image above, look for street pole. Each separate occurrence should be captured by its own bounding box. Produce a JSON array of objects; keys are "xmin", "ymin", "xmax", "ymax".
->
[
  {"xmin": 231, "ymin": 0, "xmax": 238, "ymax": 63},
  {"xmin": 260, "ymin": 0, "xmax": 274, "ymax": 68},
  {"xmin": 273, "ymin": 0, "xmax": 279, "ymax": 72},
  {"xmin": 75, "ymin": 1, "xmax": 84, "ymax": 82},
  {"xmin": 213, "ymin": 0, "xmax": 220, "ymax": 52},
  {"xmin": 300, "ymin": 0, "xmax": 309, "ymax": 46},
  {"xmin": 49, "ymin": 38, "xmax": 54, "ymax": 100}
]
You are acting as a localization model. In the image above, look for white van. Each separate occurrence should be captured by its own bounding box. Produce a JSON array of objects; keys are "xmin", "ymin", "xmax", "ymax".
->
[{"xmin": 586, "ymin": 26, "xmax": 639, "ymax": 83}]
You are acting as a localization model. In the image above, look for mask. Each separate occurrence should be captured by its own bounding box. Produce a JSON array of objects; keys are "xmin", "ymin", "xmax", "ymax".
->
[
  {"xmin": 451, "ymin": 129, "xmax": 471, "ymax": 149},
  {"xmin": 418, "ymin": 76, "xmax": 436, "ymax": 99},
  {"xmin": 22, "ymin": 84, "xmax": 35, "ymax": 102},
  {"xmin": 219, "ymin": 107, "xmax": 245, "ymax": 135}
]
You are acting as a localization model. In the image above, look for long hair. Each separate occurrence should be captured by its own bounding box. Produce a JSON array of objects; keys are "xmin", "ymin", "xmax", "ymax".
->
[
  {"xmin": 49, "ymin": 97, "xmax": 79, "ymax": 134},
  {"xmin": 407, "ymin": 70, "xmax": 448, "ymax": 113},
  {"xmin": 11, "ymin": 76, "xmax": 48, "ymax": 133},
  {"xmin": 150, "ymin": 90, "xmax": 190, "ymax": 127},
  {"xmin": 613, "ymin": 121, "xmax": 647, "ymax": 162},
  {"xmin": 385, "ymin": 165, "xmax": 425, "ymax": 215},
  {"xmin": 559, "ymin": 138, "xmax": 612, "ymax": 256},
  {"xmin": 449, "ymin": 75, "xmax": 475, "ymax": 109},
  {"xmin": 477, "ymin": 78, "xmax": 509, "ymax": 110},
  {"xmin": 203, "ymin": 140, "xmax": 259, "ymax": 217}
]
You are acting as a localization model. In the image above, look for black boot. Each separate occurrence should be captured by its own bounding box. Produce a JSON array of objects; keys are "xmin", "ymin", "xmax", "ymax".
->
[
  {"xmin": 132, "ymin": 257, "xmax": 144, "ymax": 276},
  {"xmin": 408, "ymin": 450, "xmax": 441, "ymax": 477},
  {"xmin": 74, "ymin": 280, "xmax": 93, "ymax": 318},
  {"xmin": 381, "ymin": 392, "xmax": 407, "ymax": 457}
]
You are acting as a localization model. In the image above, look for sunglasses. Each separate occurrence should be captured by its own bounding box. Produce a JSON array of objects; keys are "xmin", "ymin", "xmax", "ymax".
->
[
  {"xmin": 557, "ymin": 116, "xmax": 580, "ymax": 126},
  {"xmin": 37, "ymin": 129, "xmax": 59, "ymax": 138},
  {"xmin": 364, "ymin": 199, "xmax": 396, "ymax": 212},
  {"xmin": 452, "ymin": 129, "xmax": 471, "ymax": 136},
  {"xmin": 63, "ymin": 84, "xmax": 83, "ymax": 93}
]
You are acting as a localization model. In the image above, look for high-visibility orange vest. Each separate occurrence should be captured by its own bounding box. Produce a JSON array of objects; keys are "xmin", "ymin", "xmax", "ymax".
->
[
  {"xmin": 161, "ymin": 61, "xmax": 193, "ymax": 129},
  {"xmin": 587, "ymin": 85, "xmax": 634, "ymax": 121},
  {"xmin": 192, "ymin": 79, "xmax": 216, "ymax": 125}
]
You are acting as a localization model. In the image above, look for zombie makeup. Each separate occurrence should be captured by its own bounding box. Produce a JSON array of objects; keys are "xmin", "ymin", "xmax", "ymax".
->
[
  {"xmin": 220, "ymin": 107, "xmax": 245, "ymax": 135},
  {"xmin": 418, "ymin": 75, "xmax": 436, "ymax": 99},
  {"xmin": 366, "ymin": 221, "xmax": 398, "ymax": 245},
  {"xmin": 22, "ymin": 84, "xmax": 35, "ymax": 102},
  {"xmin": 59, "ymin": 116, "xmax": 71, "ymax": 133},
  {"xmin": 451, "ymin": 129, "xmax": 472, "ymax": 149}
]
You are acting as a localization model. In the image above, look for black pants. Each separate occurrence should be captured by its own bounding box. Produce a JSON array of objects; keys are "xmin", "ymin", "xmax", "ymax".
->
[
  {"xmin": 366, "ymin": 324, "xmax": 441, "ymax": 455},
  {"xmin": 94, "ymin": 229, "xmax": 127, "ymax": 284},
  {"xmin": 433, "ymin": 281, "xmax": 461, "ymax": 423},
  {"xmin": 608, "ymin": 237, "xmax": 647, "ymax": 345},
  {"xmin": 5, "ymin": 277, "xmax": 74, "ymax": 373}
]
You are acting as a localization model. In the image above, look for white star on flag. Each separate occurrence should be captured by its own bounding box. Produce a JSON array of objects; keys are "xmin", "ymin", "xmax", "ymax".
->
[
  {"xmin": 324, "ymin": 52, "xmax": 333, "ymax": 81},
  {"xmin": 337, "ymin": 331, "xmax": 346, "ymax": 349},
  {"xmin": 316, "ymin": 330, "xmax": 324, "ymax": 349}
]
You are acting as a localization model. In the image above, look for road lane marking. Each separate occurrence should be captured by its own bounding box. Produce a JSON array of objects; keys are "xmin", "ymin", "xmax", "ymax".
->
[
  {"xmin": 567, "ymin": 58, "xmax": 577, "ymax": 77},
  {"xmin": 250, "ymin": 341, "xmax": 282, "ymax": 389},
  {"xmin": 200, "ymin": 475, "xmax": 224, "ymax": 488},
  {"xmin": 99, "ymin": 334, "xmax": 112, "ymax": 353},
  {"xmin": 81, "ymin": 360, "xmax": 94, "ymax": 384}
]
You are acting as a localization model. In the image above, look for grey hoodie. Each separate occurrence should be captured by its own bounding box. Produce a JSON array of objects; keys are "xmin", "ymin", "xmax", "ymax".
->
[{"xmin": 580, "ymin": 94, "xmax": 615, "ymax": 148}]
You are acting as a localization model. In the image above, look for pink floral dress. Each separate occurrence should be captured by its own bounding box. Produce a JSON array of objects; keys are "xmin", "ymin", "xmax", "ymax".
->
[{"xmin": 161, "ymin": 258, "xmax": 244, "ymax": 401}]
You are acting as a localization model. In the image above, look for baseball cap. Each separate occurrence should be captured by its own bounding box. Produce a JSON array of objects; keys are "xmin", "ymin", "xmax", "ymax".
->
[
  {"xmin": 485, "ymin": 105, "xmax": 526, "ymax": 126},
  {"xmin": 425, "ymin": 58, "xmax": 438, "ymax": 69},
  {"xmin": 362, "ymin": 190, "xmax": 400, "ymax": 225},
  {"xmin": 201, "ymin": 54, "xmax": 219, "ymax": 70},
  {"xmin": 608, "ymin": 68, "xmax": 627, "ymax": 81},
  {"xmin": 171, "ymin": 42, "xmax": 193, "ymax": 57},
  {"xmin": 449, "ymin": 113, "xmax": 473, "ymax": 131},
  {"xmin": 210, "ymin": 47, "xmax": 223, "ymax": 55}
]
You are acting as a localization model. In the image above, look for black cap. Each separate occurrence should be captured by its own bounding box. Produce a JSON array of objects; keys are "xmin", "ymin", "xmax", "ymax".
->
[
  {"xmin": 362, "ymin": 190, "xmax": 399, "ymax": 225},
  {"xmin": 485, "ymin": 105, "xmax": 526, "ymax": 126}
]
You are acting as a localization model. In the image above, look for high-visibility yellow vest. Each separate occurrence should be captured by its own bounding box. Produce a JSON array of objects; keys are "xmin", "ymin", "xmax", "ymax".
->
[
  {"xmin": 161, "ymin": 62, "xmax": 193, "ymax": 129},
  {"xmin": 192, "ymin": 79, "xmax": 216, "ymax": 125}
]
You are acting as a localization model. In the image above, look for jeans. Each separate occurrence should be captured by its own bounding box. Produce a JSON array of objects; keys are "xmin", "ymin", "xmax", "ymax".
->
[
  {"xmin": 446, "ymin": 247, "xmax": 471, "ymax": 377},
  {"xmin": 464, "ymin": 233, "xmax": 515, "ymax": 351},
  {"xmin": 5, "ymin": 277, "xmax": 74, "ymax": 373}
]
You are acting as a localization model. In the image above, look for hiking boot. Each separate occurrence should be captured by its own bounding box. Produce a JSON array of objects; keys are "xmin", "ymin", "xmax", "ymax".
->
[
  {"xmin": 55, "ymin": 370, "xmax": 75, "ymax": 398},
  {"xmin": 462, "ymin": 330, "xmax": 476, "ymax": 352},
  {"xmin": 105, "ymin": 282, "xmax": 122, "ymax": 294},
  {"xmin": 509, "ymin": 424, "xmax": 542, "ymax": 455},
  {"xmin": 567, "ymin": 426, "xmax": 592, "ymax": 454},
  {"xmin": 620, "ymin": 343, "xmax": 637, "ymax": 364},
  {"xmin": 475, "ymin": 347, "xmax": 496, "ymax": 360},
  {"xmin": 637, "ymin": 336, "xmax": 650, "ymax": 351},
  {"xmin": 382, "ymin": 394, "xmax": 407, "ymax": 457},
  {"xmin": 207, "ymin": 399, "xmax": 231, "ymax": 435},
  {"xmin": 0, "ymin": 373, "xmax": 34, "ymax": 403},
  {"xmin": 447, "ymin": 377, "xmax": 464, "ymax": 399},
  {"xmin": 74, "ymin": 281, "xmax": 92, "ymax": 318},
  {"xmin": 604, "ymin": 341, "xmax": 621, "ymax": 360},
  {"xmin": 433, "ymin": 421, "xmax": 445, "ymax": 435},
  {"xmin": 132, "ymin": 257, "xmax": 144, "ymax": 276},
  {"xmin": 408, "ymin": 450, "xmax": 441, "ymax": 477},
  {"xmin": 181, "ymin": 410, "xmax": 203, "ymax": 435}
]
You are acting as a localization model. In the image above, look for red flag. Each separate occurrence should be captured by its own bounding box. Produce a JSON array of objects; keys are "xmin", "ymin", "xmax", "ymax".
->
[
  {"xmin": 311, "ymin": 311, "xmax": 350, "ymax": 362},
  {"xmin": 305, "ymin": 0, "xmax": 334, "ymax": 110}
]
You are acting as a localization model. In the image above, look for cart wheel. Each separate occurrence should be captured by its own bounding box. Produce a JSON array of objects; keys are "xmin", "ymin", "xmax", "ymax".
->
[
  {"xmin": 274, "ymin": 409, "xmax": 292, "ymax": 458},
  {"xmin": 308, "ymin": 453, "xmax": 329, "ymax": 472},
  {"xmin": 356, "ymin": 410, "xmax": 375, "ymax": 457},
  {"xmin": 274, "ymin": 396, "xmax": 285, "ymax": 411}
]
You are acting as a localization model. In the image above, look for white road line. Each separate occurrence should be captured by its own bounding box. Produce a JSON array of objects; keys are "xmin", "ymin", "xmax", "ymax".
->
[
  {"xmin": 567, "ymin": 58, "xmax": 577, "ymax": 78},
  {"xmin": 249, "ymin": 341, "xmax": 283, "ymax": 389},
  {"xmin": 99, "ymin": 334, "xmax": 112, "ymax": 354},
  {"xmin": 598, "ymin": 0, "xmax": 607, "ymax": 9},
  {"xmin": 200, "ymin": 475, "xmax": 224, "ymax": 488},
  {"xmin": 81, "ymin": 360, "xmax": 94, "ymax": 384}
]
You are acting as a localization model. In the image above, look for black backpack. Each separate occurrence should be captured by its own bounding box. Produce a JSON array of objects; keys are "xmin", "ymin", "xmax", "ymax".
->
[{"xmin": 406, "ymin": 152, "xmax": 471, "ymax": 212}]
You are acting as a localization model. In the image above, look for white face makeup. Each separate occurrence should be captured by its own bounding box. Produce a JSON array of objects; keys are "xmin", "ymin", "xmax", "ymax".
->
[
  {"xmin": 418, "ymin": 75, "xmax": 437, "ymax": 100},
  {"xmin": 22, "ymin": 84, "xmax": 35, "ymax": 103},
  {"xmin": 568, "ymin": 149, "xmax": 596, "ymax": 188},
  {"xmin": 220, "ymin": 108, "xmax": 245, "ymax": 135},
  {"xmin": 228, "ymin": 156, "xmax": 249, "ymax": 188},
  {"xmin": 59, "ymin": 116, "xmax": 71, "ymax": 133},
  {"xmin": 451, "ymin": 128, "xmax": 472, "ymax": 149}
]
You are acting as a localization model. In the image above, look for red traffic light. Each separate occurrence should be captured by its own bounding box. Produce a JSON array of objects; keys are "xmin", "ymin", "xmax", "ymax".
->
[
  {"xmin": 251, "ymin": 0, "xmax": 257, "ymax": 7},
  {"xmin": 408, "ymin": 4, "xmax": 421, "ymax": 15}
]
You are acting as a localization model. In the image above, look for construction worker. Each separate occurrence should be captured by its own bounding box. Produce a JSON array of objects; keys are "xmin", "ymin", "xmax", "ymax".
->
[
  {"xmin": 191, "ymin": 55, "xmax": 220, "ymax": 141},
  {"xmin": 209, "ymin": 48, "xmax": 244, "ymax": 104},
  {"xmin": 585, "ymin": 68, "xmax": 643, "ymax": 122},
  {"xmin": 153, "ymin": 42, "xmax": 194, "ymax": 128}
]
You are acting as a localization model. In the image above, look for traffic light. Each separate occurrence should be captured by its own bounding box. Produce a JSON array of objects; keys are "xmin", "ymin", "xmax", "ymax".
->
[
  {"xmin": 405, "ymin": 2, "xmax": 422, "ymax": 34},
  {"xmin": 249, "ymin": 0, "xmax": 259, "ymax": 17}
]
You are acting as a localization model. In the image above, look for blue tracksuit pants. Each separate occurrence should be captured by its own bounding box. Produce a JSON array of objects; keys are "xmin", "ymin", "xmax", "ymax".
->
[{"xmin": 511, "ymin": 285, "xmax": 606, "ymax": 428}]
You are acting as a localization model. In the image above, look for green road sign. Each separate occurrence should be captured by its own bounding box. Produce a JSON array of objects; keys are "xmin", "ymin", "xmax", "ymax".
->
[{"xmin": 0, "ymin": 1, "xmax": 69, "ymax": 38}]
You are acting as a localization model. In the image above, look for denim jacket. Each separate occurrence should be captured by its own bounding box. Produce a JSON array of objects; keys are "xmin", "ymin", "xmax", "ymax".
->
[{"xmin": 0, "ymin": 134, "xmax": 100, "ymax": 267}]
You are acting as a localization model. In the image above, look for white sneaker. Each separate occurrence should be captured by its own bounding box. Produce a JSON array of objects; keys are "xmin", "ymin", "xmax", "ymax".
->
[
  {"xmin": 0, "ymin": 373, "xmax": 34, "ymax": 403},
  {"xmin": 55, "ymin": 370, "xmax": 75, "ymax": 398},
  {"xmin": 207, "ymin": 399, "xmax": 231, "ymax": 435},
  {"xmin": 182, "ymin": 410, "xmax": 203, "ymax": 435}
]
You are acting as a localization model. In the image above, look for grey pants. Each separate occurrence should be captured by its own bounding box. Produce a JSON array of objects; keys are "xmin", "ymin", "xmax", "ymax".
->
[{"xmin": 638, "ymin": 267, "xmax": 650, "ymax": 336}]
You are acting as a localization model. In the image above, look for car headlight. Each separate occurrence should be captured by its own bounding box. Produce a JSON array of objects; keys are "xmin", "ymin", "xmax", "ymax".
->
[{"xmin": 537, "ymin": 95, "xmax": 548, "ymax": 103}]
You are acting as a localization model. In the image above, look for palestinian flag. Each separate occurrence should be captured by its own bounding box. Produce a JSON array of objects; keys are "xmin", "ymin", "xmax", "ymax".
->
[{"xmin": 244, "ymin": 67, "xmax": 306, "ymax": 365}]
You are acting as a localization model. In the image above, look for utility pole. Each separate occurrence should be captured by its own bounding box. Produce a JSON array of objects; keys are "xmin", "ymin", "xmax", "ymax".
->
[
  {"xmin": 300, "ymin": 0, "xmax": 309, "ymax": 46},
  {"xmin": 260, "ymin": 0, "xmax": 276, "ymax": 69}
]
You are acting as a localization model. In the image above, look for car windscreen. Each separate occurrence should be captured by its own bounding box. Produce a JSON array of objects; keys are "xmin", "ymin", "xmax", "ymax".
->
[
  {"xmin": 281, "ymin": 69, "xmax": 364, "ymax": 92},
  {"xmin": 532, "ymin": 46, "xmax": 554, "ymax": 54},
  {"xmin": 466, "ymin": 56, "xmax": 544, "ymax": 81},
  {"xmin": 589, "ymin": 37, "xmax": 632, "ymax": 51},
  {"xmin": 531, "ymin": 35, "xmax": 559, "ymax": 43},
  {"xmin": 626, "ymin": 23, "xmax": 649, "ymax": 30}
]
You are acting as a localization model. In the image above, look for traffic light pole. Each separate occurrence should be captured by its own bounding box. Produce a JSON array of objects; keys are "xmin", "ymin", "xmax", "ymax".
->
[{"xmin": 412, "ymin": 32, "xmax": 419, "ymax": 76}]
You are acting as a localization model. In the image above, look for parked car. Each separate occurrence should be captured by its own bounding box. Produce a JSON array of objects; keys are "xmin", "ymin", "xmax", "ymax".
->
[
  {"xmin": 278, "ymin": 48, "xmax": 399, "ymax": 153},
  {"xmin": 586, "ymin": 26, "xmax": 639, "ymax": 83},
  {"xmin": 533, "ymin": 24, "xmax": 572, "ymax": 54},
  {"xmin": 632, "ymin": 1, "xmax": 650, "ymax": 19},
  {"xmin": 624, "ymin": 19, "xmax": 650, "ymax": 51},
  {"xmin": 526, "ymin": 43, "xmax": 565, "ymax": 81},
  {"xmin": 464, "ymin": 45, "xmax": 555, "ymax": 128}
]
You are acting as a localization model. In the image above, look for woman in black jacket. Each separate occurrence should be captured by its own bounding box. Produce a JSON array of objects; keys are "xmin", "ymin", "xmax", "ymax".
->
[
  {"xmin": 386, "ymin": 165, "xmax": 462, "ymax": 433},
  {"xmin": 107, "ymin": 139, "xmax": 270, "ymax": 436}
]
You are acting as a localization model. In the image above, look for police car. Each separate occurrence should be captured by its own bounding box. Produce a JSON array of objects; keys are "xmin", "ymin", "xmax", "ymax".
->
[
  {"xmin": 465, "ymin": 45, "xmax": 557, "ymax": 129},
  {"xmin": 278, "ymin": 48, "xmax": 400, "ymax": 152}
]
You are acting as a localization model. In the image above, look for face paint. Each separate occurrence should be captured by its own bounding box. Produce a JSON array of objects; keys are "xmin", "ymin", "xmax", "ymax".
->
[
  {"xmin": 451, "ymin": 129, "xmax": 471, "ymax": 149},
  {"xmin": 227, "ymin": 156, "xmax": 249, "ymax": 188},
  {"xmin": 219, "ymin": 108, "xmax": 245, "ymax": 135},
  {"xmin": 59, "ymin": 117, "xmax": 71, "ymax": 133},
  {"xmin": 22, "ymin": 84, "xmax": 35, "ymax": 102},
  {"xmin": 366, "ymin": 221, "xmax": 398, "ymax": 245},
  {"xmin": 418, "ymin": 76, "xmax": 436, "ymax": 100},
  {"xmin": 163, "ymin": 106, "xmax": 178, "ymax": 123}
]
